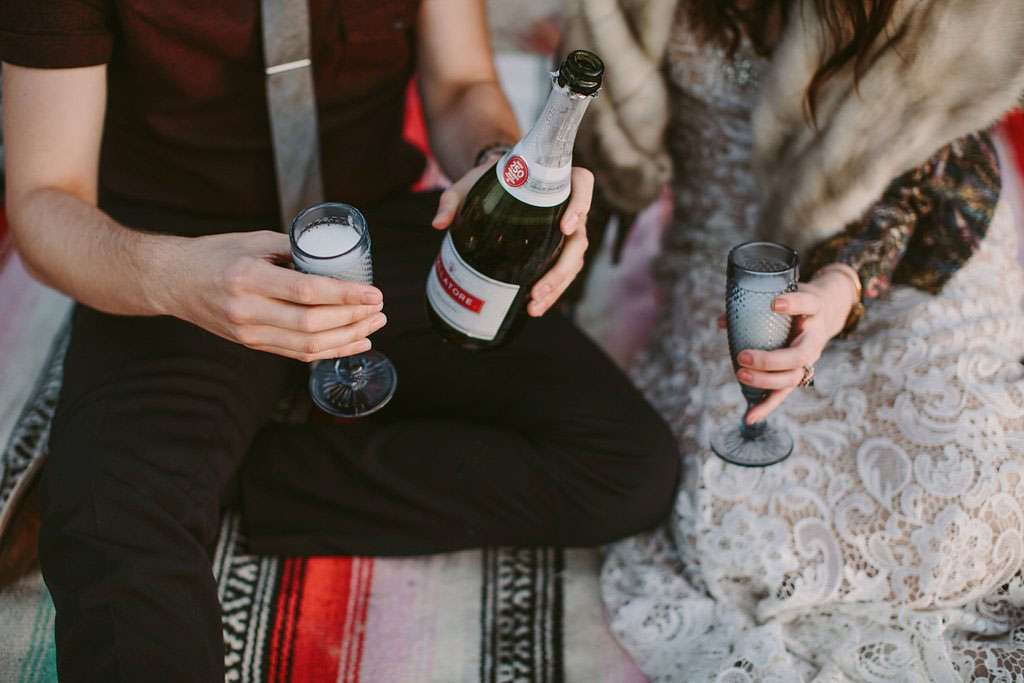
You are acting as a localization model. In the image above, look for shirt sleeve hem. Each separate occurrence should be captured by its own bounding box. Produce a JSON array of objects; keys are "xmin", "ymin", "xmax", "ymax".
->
[{"xmin": 0, "ymin": 29, "xmax": 112, "ymax": 68}]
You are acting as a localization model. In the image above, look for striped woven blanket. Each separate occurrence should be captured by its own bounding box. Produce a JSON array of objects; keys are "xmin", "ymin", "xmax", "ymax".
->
[{"xmin": 0, "ymin": 257, "xmax": 643, "ymax": 682}]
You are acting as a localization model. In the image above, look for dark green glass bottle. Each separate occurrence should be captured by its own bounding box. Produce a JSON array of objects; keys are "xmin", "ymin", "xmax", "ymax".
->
[{"xmin": 426, "ymin": 50, "xmax": 604, "ymax": 351}]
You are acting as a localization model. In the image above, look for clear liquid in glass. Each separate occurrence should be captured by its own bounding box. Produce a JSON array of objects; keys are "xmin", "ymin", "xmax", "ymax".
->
[{"xmin": 290, "ymin": 204, "xmax": 397, "ymax": 417}]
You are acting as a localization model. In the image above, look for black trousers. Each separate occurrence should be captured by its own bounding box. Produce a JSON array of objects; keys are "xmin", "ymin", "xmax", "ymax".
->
[{"xmin": 39, "ymin": 192, "xmax": 679, "ymax": 682}]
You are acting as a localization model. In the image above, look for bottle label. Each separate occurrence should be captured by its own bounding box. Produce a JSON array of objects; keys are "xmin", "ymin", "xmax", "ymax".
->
[
  {"xmin": 502, "ymin": 155, "xmax": 529, "ymax": 187},
  {"xmin": 496, "ymin": 153, "xmax": 571, "ymax": 207},
  {"xmin": 426, "ymin": 233, "xmax": 520, "ymax": 341}
]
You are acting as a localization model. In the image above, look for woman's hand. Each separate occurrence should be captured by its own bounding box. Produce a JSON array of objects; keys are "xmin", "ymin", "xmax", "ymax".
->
[
  {"xmin": 730, "ymin": 264, "xmax": 860, "ymax": 424},
  {"xmin": 431, "ymin": 160, "xmax": 595, "ymax": 317},
  {"xmin": 162, "ymin": 231, "xmax": 387, "ymax": 362}
]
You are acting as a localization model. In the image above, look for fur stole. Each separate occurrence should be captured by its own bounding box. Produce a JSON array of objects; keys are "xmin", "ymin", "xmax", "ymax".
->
[
  {"xmin": 757, "ymin": 0, "xmax": 1024, "ymax": 250},
  {"xmin": 565, "ymin": 0, "xmax": 1024, "ymax": 250},
  {"xmin": 562, "ymin": 0, "xmax": 677, "ymax": 214}
]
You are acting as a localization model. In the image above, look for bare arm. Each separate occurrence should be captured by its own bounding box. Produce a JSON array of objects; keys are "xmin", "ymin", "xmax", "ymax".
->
[
  {"xmin": 2, "ymin": 64, "xmax": 169, "ymax": 315},
  {"xmin": 3, "ymin": 63, "xmax": 385, "ymax": 361},
  {"xmin": 416, "ymin": 0, "xmax": 520, "ymax": 179},
  {"xmin": 417, "ymin": 1, "xmax": 596, "ymax": 317}
]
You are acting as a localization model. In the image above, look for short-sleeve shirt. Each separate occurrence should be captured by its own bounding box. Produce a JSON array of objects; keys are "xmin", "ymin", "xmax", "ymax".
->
[{"xmin": 0, "ymin": 1, "xmax": 426, "ymax": 222}]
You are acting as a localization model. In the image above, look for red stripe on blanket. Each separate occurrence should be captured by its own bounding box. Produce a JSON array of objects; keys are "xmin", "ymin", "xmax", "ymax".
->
[
  {"xmin": 268, "ymin": 558, "xmax": 307, "ymax": 683},
  {"xmin": 340, "ymin": 558, "xmax": 374, "ymax": 683},
  {"xmin": 271, "ymin": 557, "xmax": 374, "ymax": 683}
]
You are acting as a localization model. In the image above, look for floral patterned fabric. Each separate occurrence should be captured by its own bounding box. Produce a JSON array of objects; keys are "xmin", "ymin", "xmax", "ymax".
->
[{"xmin": 806, "ymin": 132, "xmax": 1001, "ymax": 302}]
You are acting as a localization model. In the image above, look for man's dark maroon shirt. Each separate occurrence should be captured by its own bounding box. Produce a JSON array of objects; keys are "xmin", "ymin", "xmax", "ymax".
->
[{"xmin": 0, "ymin": 0, "xmax": 425, "ymax": 221}]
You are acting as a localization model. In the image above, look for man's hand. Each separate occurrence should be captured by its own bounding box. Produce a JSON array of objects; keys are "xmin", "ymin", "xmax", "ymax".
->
[
  {"xmin": 418, "ymin": 0, "xmax": 596, "ymax": 315},
  {"xmin": 162, "ymin": 231, "xmax": 386, "ymax": 362},
  {"xmin": 430, "ymin": 162, "xmax": 595, "ymax": 317}
]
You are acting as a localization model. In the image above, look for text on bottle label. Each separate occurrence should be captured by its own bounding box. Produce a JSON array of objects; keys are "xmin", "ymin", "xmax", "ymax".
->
[{"xmin": 426, "ymin": 234, "xmax": 520, "ymax": 341}]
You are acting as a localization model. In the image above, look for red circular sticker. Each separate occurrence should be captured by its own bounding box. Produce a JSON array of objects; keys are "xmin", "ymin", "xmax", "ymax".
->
[{"xmin": 502, "ymin": 155, "xmax": 529, "ymax": 188}]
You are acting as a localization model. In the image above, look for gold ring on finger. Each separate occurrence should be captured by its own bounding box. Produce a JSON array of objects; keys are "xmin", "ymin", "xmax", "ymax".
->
[{"xmin": 798, "ymin": 365, "xmax": 816, "ymax": 388}]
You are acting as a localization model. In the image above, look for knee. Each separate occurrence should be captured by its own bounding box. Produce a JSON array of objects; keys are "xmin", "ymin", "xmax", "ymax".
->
[
  {"xmin": 41, "ymin": 432, "xmax": 222, "ymax": 590},
  {"xmin": 46, "ymin": 401, "xmax": 224, "ymax": 542},
  {"xmin": 563, "ymin": 412, "xmax": 680, "ymax": 546}
]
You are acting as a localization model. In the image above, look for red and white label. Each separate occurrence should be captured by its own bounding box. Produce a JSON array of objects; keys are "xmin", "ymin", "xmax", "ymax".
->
[
  {"xmin": 426, "ymin": 234, "xmax": 520, "ymax": 341},
  {"xmin": 496, "ymin": 151, "xmax": 571, "ymax": 208},
  {"xmin": 502, "ymin": 155, "xmax": 529, "ymax": 188}
]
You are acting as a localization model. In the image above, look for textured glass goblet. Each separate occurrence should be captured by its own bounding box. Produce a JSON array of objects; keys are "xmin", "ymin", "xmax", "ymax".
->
[
  {"xmin": 710, "ymin": 241, "xmax": 799, "ymax": 467},
  {"xmin": 290, "ymin": 203, "xmax": 397, "ymax": 417}
]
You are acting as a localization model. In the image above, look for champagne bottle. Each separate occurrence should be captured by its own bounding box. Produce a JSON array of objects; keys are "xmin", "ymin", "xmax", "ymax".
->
[{"xmin": 425, "ymin": 50, "xmax": 604, "ymax": 351}]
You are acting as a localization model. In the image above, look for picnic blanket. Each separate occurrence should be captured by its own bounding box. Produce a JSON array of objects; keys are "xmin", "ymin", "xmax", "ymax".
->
[{"xmin": 0, "ymin": 255, "xmax": 644, "ymax": 682}]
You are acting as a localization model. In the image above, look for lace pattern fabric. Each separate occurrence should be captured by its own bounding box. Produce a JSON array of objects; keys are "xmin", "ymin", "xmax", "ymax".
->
[{"xmin": 601, "ymin": 17, "xmax": 1024, "ymax": 683}]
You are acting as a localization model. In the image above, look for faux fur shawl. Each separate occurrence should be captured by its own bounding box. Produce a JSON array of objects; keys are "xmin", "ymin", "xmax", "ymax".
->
[
  {"xmin": 565, "ymin": 0, "xmax": 1024, "ymax": 251},
  {"xmin": 562, "ymin": 0, "xmax": 677, "ymax": 214}
]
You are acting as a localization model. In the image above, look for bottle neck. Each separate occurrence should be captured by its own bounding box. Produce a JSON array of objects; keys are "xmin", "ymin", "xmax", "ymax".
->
[
  {"xmin": 496, "ymin": 78, "xmax": 595, "ymax": 207},
  {"xmin": 517, "ymin": 78, "xmax": 592, "ymax": 168}
]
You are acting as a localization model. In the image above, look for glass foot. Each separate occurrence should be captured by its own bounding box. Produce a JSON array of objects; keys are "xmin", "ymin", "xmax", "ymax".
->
[
  {"xmin": 710, "ymin": 420, "xmax": 794, "ymax": 467},
  {"xmin": 309, "ymin": 350, "xmax": 397, "ymax": 418}
]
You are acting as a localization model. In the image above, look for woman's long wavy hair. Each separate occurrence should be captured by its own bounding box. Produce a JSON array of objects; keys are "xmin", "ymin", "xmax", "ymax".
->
[{"xmin": 688, "ymin": 0, "xmax": 900, "ymax": 121}]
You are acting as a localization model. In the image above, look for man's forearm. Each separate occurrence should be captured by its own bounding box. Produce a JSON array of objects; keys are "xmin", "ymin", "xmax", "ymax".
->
[
  {"xmin": 10, "ymin": 188, "xmax": 183, "ymax": 316},
  {"xmin": 424, "ymin": 80, "xmax": 520, "ymax": 179}
]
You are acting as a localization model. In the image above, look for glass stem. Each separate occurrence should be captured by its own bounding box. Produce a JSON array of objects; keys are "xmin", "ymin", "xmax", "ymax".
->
[{"xmin": 740, "ymin": 399, "xmax": 766, "ymax": 440}]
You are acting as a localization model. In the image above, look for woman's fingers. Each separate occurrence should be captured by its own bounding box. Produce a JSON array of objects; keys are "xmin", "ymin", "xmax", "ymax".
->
[
  {"xmin": 735, "ymin": 328, "xmax": 823, "ymax": 411},
  {"xmin": 737, "ymin": 333, "xmax": 820, "ymax": 372},
  {"xmin": 725, "ymin": 285, "xmax": 834, "ymax": 425},
  {"xmin": 737, "ymin": 366, "xmax": 804, "ymax": 390},
  {"xmin": 528, "ymin": 229, "xmax": 588, "ymax": 316},
  {"xmin": 772, "ymin": 291, "xmax": 822, "ymax": 316},
  {"xmin": 746, "ymin": 387, "xmax": 796, "ymax": 424},
  {"xmin": 559, "ymin": 167, "xmax": 594, "ymax": 236}
]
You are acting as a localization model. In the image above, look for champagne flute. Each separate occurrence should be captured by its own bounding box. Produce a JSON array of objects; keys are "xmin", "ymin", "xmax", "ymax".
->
[
  {"xmin": 710, "ymin": 241, "xmax": 799, "ymax": 467},
  {"xmin": 289, "ymin": 203, "xmax": 397, "ymax": 417}
]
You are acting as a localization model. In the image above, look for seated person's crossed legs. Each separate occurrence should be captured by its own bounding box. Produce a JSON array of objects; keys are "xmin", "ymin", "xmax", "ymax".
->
[{"xmin": 41, "ymin": 195, "xmax": 679, "ymax": 679}]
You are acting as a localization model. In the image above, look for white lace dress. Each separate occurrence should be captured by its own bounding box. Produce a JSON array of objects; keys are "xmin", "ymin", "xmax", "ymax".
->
[{"xmin": 601, "ymin": 22, "xmax": 1024, "ymax": 683}]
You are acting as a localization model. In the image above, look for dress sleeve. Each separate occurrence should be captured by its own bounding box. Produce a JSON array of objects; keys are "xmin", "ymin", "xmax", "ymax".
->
[
  {"xmin": 804, "ymin": 131, "xmax": 1000, "ymax": 305},
  {"xmin": 0, "ymin": 0, "xmax": 114, "ymax": 68}
]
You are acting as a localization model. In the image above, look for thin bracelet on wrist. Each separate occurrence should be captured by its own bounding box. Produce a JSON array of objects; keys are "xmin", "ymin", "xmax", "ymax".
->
[
  {"xmin": 818, "ymin": 264, "xmax": 865, "ymax": 335},
  {"xmin": 474, "ymin": 143, "xmax": 513, "ymax": 168}
]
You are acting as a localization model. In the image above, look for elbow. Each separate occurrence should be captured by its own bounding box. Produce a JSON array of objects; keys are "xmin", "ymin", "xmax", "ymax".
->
[
  {"xmin": 14, "ymin": 250, "xmax": 50, "ymax": 287},
  {"xmin": 8, "ymin": 231, "xmax": 52, "ymax": 288},
  {"xmin": 6, "ymin": 189, "xmax": 58, "ymax": 288}
]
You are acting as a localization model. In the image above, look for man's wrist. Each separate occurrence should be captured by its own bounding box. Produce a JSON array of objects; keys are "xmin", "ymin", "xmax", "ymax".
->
[{"xmin": 133, "ymin": 232, "xmax": 188, "ymax": 317}]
